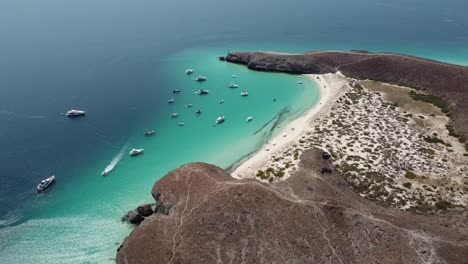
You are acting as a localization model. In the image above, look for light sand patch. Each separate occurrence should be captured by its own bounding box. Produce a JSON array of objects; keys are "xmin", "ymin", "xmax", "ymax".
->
[{"xmin": 232, "ymin": 73, "xmax": 350, "ymax": 181}]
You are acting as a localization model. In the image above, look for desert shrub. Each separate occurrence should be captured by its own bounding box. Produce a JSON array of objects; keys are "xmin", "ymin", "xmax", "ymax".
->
[
  {"xmin": 403, "ymin": 182, "xmax": 412, "ymax": 189},
  {"xmin": 435, "ymin": 200, "xmax": 453, "ymax": 210},
  {"xmin": 423, "ymin": 136, "xmax": 445, "ymax": 144},
  {"xmin": 404, "ymin": 170, "xmax": 417, "ymax": 179}
]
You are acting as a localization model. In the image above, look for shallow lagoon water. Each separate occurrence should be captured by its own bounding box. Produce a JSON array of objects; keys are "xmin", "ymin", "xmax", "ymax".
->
[
  {"xmin": 0, "ymin": 0, "xmax": 467, "ymax": 262},
  {"xmin": 0, "ymin": 47, "xmax": 319, "ymax": 263}
]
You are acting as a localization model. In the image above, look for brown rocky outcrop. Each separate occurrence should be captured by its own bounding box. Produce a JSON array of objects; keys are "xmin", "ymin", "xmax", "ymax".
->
[{"xmin": 117, "ymin": 149, "xmax": 468, "ymax": 264}]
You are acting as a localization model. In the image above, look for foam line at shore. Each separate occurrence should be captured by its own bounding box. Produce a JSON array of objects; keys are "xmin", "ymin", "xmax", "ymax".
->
[{"xmin": 232, "ymin": 73, "xmax": 349, "ymax": 179}]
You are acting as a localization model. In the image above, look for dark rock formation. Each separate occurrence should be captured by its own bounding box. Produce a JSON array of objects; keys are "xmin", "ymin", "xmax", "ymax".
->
[
  {"xmin": 122, "ymin": 210, "xmax": 145, "ymax": 225},
  {"xmin": 117, "ymin": 149, "xmax": 468, "ymax": 263},
  {"xmin": 226, "ymin": 50, "xmax": 468, "ymax": 138},
  {"xmin": 322, "ymin": 151, "xmax": 331, "ymax": 160},
  {"xmin": 137, "ymin": 204, "xmax": 153, "ymax": 217}
]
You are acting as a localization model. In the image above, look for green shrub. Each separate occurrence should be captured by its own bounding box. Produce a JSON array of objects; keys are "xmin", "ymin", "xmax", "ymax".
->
[
  {"xmin": 423, "ymin": 136, "xmax": 445, "ymax": 144},
  {"xmin": 404, "ymin": 170, "xmax": 417, "ymax": 179},
  {"xmin": 403, "ymin": 182, "xmax": 412, "ymax": 189},
  {"xmin": 420, "ymin": 148, "xmax": 435, "ymax": 156},
  {"xmin": 435, "ymin": 200, "xmax": 453, "ymax": 210}
]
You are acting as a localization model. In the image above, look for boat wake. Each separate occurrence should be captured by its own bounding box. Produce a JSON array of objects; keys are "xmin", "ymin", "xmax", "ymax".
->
[{"xmin": 101, "ymin": 143, "xmax": 127, "ymax": 176}]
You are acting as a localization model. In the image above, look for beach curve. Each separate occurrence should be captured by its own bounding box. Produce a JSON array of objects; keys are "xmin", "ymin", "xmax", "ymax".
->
[{"xmin": 232, "ymin": 73, "xmax": 350, "ymax": 180}]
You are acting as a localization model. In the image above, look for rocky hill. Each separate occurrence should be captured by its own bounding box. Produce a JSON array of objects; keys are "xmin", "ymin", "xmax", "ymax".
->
[
  {"xmin": 117, "ymin": 149, "xmax": 468, "ymax": 264},
  {"xmin": 226, "ymin": 51, "xmax": 468, "ymax": 139}
]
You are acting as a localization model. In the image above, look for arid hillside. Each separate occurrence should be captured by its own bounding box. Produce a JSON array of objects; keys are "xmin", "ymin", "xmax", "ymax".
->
[
  {"xmin": 226, "ymin": 51, "xmax": 468, "ymax": 139},
  {"xmin": 117, "ymin": 150, "xmax": 468, "ymax": 264}
]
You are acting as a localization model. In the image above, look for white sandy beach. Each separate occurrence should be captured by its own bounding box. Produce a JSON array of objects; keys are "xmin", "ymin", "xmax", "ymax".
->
[{"xmin": 232, "ymin": 73, "xmax": 349, "ymax": 180}]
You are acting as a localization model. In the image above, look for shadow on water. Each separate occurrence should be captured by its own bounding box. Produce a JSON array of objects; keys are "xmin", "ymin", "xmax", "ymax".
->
[{"xmin": 227, "ymin": 107, "xmax": 290, "ymax": 172}]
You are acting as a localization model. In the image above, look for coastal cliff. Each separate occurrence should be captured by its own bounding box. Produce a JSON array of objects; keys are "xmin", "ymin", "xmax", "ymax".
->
[
  {"xmin": 117, "ymin": 149, "xmax": 468, "ymax": 263},
  {"xmin": 226, "ymin": 50, "xmax": 468, "ymax": 138}
]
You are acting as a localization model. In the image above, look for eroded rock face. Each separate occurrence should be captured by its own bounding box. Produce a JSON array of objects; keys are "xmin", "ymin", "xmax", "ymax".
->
[{"xmin": 117, "ymin": 151, "xmax": 468, "ymax": 264}]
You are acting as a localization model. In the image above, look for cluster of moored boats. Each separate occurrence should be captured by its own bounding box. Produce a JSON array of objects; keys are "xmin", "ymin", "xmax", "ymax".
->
[
  {"xmin": 36, "ymin": 66, "xmax": 258, "ymax": 192},
  {"xmin": 165, "ymin": 69, "xmax": 253, "ymax": 126}
]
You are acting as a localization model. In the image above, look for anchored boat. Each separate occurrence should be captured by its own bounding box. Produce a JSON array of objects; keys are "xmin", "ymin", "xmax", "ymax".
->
[
  {"xmin": 129, "ymin": 149, "xmax": 144, "ymax": 156},
  {"xmin": 216, "ymin": 116, "xmax": 225, "ymax": 124}
]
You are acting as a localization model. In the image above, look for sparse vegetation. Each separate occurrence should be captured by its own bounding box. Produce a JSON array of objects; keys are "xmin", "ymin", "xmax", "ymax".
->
[
  {"xmin": 404, "ymin": 170, "xmax": 417, "ymax": 179},
  {"xmin": 435, "ymin": 200, "xmax": 454, "ymax": 210},
  {"xmin": 409, "ymin": 91, "xmax": 449, "ymax": 113},
  {"xmin": 423, "ymin": 136, "xmax": 445, "ymax": 145},
  {"xmin": 445, "ymin": 124, "xmax": 460, "ymax": 138},
  {"xmin": 420, "ymin": 148, "xmax": 435, "ymax": 156},
  {"xmin": 403, "ymin": 182, "xmax": 412, "ymax": 189}
]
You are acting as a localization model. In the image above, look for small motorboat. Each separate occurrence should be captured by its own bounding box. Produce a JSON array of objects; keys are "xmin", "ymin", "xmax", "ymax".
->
[
  {"xmin": 36, "ymin": 175, "xmax": 55, "ymax": 192},
  {"xmin": 219, "ymin": 99, "xmax": 224, "ymax": 104},
  {"xmin": 228, "ymin": 83, "xmax": 239, "ymax": 88},
  {"xmin": 101, "ymin": 168, "xmax": 113, "ymax": 176},
  {"xmin": 129, "ymin": 148, "xmax": 144, "ymax": 156},
  {"xmin": 195, "ymin": 76, "xmax": 207, "ymax": 82},
  {"xmin": 216, "ymin": 115, "xmax": 225, "ymax": 124},
  {"xmin": 185, "ymin": 69, "xmax": 194, "ymax": 75},
  {"xmin": 168, "ymin": 99, "xmax": 175, "ymax": 104},
  {"xmin": 171, "ymin": 113, "xmax": 179, "ymax": 118},
  {"xmin": 144, "ymin": 130, "xmax": 156, "ymax": 136},
  {"xmin": 185, "ymin": 104, "xmax": 193, "ymax": 108},
  {"xmin": 196, "ymin": 89, "xmax": 209, "ymax": 95},
  {"xmin": 232, "ymin": 75, "xmax": 237, "ymax": 78},
  {"xmin": 246, "ymin": 116, "xmax": 253, "ymax": 122},
  {"xmin": 65, "ymin": 109, "xmax": 86, "ymax": 117},
  {"xmin": 178, "ymin": 122, "xmax": 185, "ymax": 126},
  {"xmin": 240, "ymin": 91, "xmax": 249, "ymax": 97},
  {"xmin": 195, "ymin": 109, "xmax": 202, "ymax": 115},
  {"xmin": 297, "ymin": 81, "xmax": 303, "ymax": 84},
  {"xmin": 172, "ymin": 89, "xmax": 181, "ymax": 93}
]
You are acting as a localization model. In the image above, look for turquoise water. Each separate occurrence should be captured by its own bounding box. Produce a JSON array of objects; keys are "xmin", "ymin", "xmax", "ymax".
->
[
  {"xmin": 0, "ymin": 47, "xmax": 319, "ymax": 263},
  {"xmin": 1, "ymin": 0, "xmax": 467, "ymax": 263}
]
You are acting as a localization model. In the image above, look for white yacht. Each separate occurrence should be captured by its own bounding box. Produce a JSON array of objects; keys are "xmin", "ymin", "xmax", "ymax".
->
[
  {"xmin": 185, "ymin": 69, "xmax": 194, "ymax": 75},
  {"xmin": 65, "ymin": 109, "xmax": 86, "ymax": 117},
  {"xmin": 196, "ymin": 89, "xmax": 209, "ymax": 95},
  {"xmin": 171, "ymin": 113, "xmax": 178, "ymax": 118},
  {"xmin": 185, "ymin": 104, "xmax": 193, "ymax": 108},
  {"xmin": 216, "ymin": 115, "xmax": 225, "ymax": 124},
  {"xmin": 195, "ymin": 109, "xmax": 202, "ymax": 115},
  {"xmin": 172, "ymin": 89, "xmax": 181, "ymax": 93},
  {"xmin": 240, "ymin": 91, "xmax": 249, "ymax": 96},
  {"xmin": 168, "ymin": 99, "xmax": 175, "ymax": 104},
  {"xmin": 232, "ymin": 75, "xmax": 237, "ymax": 78},
  {"xmin": 178, "ymin": 122, "xmax": 185, "ymax": 126},
  {"xmin": 219, "ymin": 99, "xmax": 224, "ymax": 104},
  {"xmin": 36, "ymin": 175, "xmax": 55, "ymax": 192},
  {"xmin": 129, "ymin": 149, "xmax": 144, "ymax": 156},
  {"xmin": 195, "ymin": 76, "xmax": 207, "ymax": 82},
  {"xmin": 228, "ymin": 83, "xmax": 239, "ymax": 88},
  {"xmin": 246, "ymin": 116, "xmax": 253, "ymax": 122},
  {"xmin": 297, "ymin": 81, "xmax": 303, "ymax": 84}
]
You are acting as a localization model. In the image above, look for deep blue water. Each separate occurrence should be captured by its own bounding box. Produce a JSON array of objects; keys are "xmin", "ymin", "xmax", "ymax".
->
[{"xmin": 0, "ymin": 0, "xmax": 467, "ymax": 262}]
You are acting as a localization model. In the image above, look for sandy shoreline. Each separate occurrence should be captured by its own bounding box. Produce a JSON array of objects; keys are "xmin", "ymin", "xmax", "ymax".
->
[{"xmin": 232, "ymin": 73, "xmax": 349, "ymax": 180}]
